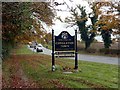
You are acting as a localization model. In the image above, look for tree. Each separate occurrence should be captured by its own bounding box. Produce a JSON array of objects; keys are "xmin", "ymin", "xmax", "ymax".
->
[
  {"xmin": 44, "ymin": 33, "xmax": 52, "ymax": 44},
  {"xmin": 2, "ymin": 2, "xmax": 55, "ymax": 59},
  {"xmin": 30, "ymin": 2, "xmax": 55, "ymax": 44},
  {"xmin": 2, "ymin": 2, "xmax": 31, "ymax": 58},
  {"xmin": 31, "ymin": 2, "xmax": 55, "ymax": 26},
  {"xmin": 95, "ymin": 2, "xmax": 119, "ymax": 48},
  {"xmin": 76, "ymin": 6, "xmax": 91, "ymax": 49},
  {"xmin": 65, "ymin": 4, "xmax": 98, "ymax": 49}
]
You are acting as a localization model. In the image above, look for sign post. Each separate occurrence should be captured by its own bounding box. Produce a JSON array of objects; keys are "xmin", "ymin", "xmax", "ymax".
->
[
  {"xmin": 52, "ymin": 29, "xmax": 55, "ymax": 71},
  {"xmin": 75, "ymin": 30, "xmax": 78, "ymax": 69}
]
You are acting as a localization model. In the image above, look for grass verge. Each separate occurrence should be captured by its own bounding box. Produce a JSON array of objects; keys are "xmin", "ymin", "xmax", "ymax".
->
[
  {"xmin": 2, "ymin": 45, "xmax": 119, "ymax": 89},
  {"xmin": 12, "ymin": 45, "xmax": 37, "ymax": 55},
  {"xmin": 21, "ymin": 55, "xmax": 118, "ymax": 88}
]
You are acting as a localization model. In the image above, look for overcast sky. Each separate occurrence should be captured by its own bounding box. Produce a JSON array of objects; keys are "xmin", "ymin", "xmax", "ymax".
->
[
  {"xmin": 50, "ymin": 0, "xmax": 101, "ymax": 41},
  {"xmin": 51, "ymin": 0, "xmax": 92, "ymax": 35}
]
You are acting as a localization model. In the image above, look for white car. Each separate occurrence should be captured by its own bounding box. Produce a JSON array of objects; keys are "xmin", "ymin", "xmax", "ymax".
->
[{"xmin": 36, "ymin": 44, "xmax": 43, "ymax": 52}]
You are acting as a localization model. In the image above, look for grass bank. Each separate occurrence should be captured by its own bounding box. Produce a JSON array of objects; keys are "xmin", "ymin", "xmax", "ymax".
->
[
  {"xmin": 2, "ymin": 45, "xmax": 119, "ymax": 89},
  {"xmin": 11, "ymin": 45, "xmax": 37, "ymax": 55},
  {"xmin": 21, "ymin": 55, "xmax": 118, "ymax": 88}
]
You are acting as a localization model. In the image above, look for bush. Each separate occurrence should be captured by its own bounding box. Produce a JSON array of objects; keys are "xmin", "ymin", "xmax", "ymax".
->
[
  {"xmin": 86, "ymin": 48, "xmax": 97, "ymax": 53},
  {"xmin": 99, "ymin": 48, "xmax": 120, "ymax": 55},
  {"xmin": 77, "ymin": 45, "xmax": 97, "ymax": 53}
]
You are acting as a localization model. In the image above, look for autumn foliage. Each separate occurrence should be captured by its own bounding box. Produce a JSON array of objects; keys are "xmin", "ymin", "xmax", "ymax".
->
[
  {"xmin": 2, "ymin": 2, "xmax": 54, "ymax": 59},
  {"xmin": 64, "ymin": 1, "xmax": 119, "ymax": 49}
]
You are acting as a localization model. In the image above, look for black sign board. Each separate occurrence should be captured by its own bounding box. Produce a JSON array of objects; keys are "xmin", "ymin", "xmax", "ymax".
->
[
  {"xmin": 51, "ymin": 30, "xmax": 78, "ymax": 71},
  {"xmin": 55, "ymin": 31, "xmax": 75, "ymax": 51}
]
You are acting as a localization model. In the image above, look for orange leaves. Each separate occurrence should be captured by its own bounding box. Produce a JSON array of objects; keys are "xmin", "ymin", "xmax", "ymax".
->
[
  {"xmin": 96, "ymin": 1, "xmax": 119, "ymax": 31},
  {"xmin": 31, "ymin": 2, "xmax": 54, "ymax": 26},
  {"xmin": 15, "ymin": 31, "xmax": 32, "ymax": 44},
  {"xmin": 2, "ymin": 2, "xmax": 54, "ymax": 44},
  {"xmin": 89, "ymin": 29, "xmax": 97, "ymax": 33},
  {"xmin": 101, "ymin": 26, "xmax": 108, "ymax": 30}
]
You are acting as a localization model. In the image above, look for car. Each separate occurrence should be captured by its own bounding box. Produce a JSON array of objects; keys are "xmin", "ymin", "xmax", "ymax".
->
[
  {"xmin": 36, "ymin": 44, "xmax": 43, "ymax": 52},
  {"xmin": 29, "ymin": 41, "xmax": 37, "ymax": 48}
]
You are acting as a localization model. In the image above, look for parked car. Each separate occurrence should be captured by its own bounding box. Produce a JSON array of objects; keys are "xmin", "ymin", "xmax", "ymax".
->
[{"xmin": 36, "ymin": 44, "xmax": 43, "ymax": 52}]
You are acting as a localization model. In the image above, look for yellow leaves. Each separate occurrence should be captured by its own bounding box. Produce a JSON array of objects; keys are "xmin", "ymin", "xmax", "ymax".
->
[
  {"xmin": 92, "ymin": 2, "xmax": 103, "ymax": 15},
  {"xmin": 31, "ymin": 2, "xmax": 54, "ymax": 26},
  {"xmin": 76, "ymin": 17, "xmax": 87, "ymax": 22},
  {"xmin": 101, "ymin": 26, "xmax": 108, "ymax": 30},
  {"xmin": 89, "ymin": 29, "xmax": 96, "ymax": 33},
  {"xmin": 95, "ymin": 2, "xmax": 119, "ymax": 29},
  {"xmin": 97, "ymin": 14, "xmax": 119, "ymax": 31}
]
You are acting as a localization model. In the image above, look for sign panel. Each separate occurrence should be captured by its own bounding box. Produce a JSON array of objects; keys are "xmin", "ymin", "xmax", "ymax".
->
[
  {"xmin": 55, "ymin": 31, "xmax": 75, "ymax": 51},
  {"xmin": 55, "ymin": 51, "xmax": 75, "ymax": 57}
]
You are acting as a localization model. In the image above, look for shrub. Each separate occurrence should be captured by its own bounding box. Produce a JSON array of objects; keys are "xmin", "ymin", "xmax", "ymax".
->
[
  {"xmin": 99, "ymin": 48, "xmax": 120, "ymax": 55},
  {"xmin": 86, "ymin": 48, "xmax": 97, "ymax": 53}
]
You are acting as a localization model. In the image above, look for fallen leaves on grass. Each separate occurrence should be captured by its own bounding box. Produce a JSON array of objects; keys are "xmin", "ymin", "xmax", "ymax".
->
[
  {"xmin": 2, "ymin": 55, "xmax": 39, "ymax": 88},
  {"xmin": 49, "ymin": 79, "xmax": 66, "ymax": 88}
]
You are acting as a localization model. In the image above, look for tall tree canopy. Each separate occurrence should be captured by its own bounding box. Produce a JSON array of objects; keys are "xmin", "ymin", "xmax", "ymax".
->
[
  {"xmin": 2, "ymin": 2, "xmax": 55, "ymax": 58},
  {"xmin": 95, "ymin": 2, "xmax": 120, "ymax": 48},
  {"xmin": 64, "ymin": 3, "xmax": 99, "ymax": 49},
  {"xmin": 64, "ymin": 1, "xmax": 119, "ymax": 49}
]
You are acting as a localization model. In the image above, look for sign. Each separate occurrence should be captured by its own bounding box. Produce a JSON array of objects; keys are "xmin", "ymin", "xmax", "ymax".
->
[
  {"xmin": 51, "ymin": 30, "xmax": 78, "ymax": 71},
  {"xmin": 55, "ymin": 31, "xmax": 75, "ymax": 51},
  {"xmin": 55, "ymin": 51, "xmax": 75, "ymax": 57}
]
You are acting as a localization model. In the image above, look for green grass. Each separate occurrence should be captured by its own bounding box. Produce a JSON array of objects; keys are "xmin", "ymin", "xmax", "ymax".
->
[
  {"xmin": 3, "ymin": 45, "xmax": 119, "ymax": 89},
  {"xmin": 43, "ymin": 43, "xmax": 52, "ymax": 50},
  {"xmin": 15, "ymin": 45, "xmax": 37, "ymax": 54},
  {"xmin": 21, "ymin": 56, "xmax": 118, "ymax": 88},
  {"xmin": 19, "ymin": 46, "xmax": 118, "ymax": 89}
]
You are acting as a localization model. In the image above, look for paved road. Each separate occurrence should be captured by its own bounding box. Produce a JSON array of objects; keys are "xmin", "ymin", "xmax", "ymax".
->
[
  {"xmin": 28, "ymin": 46, "xmax": 52, "ymax": 55},
  {"xmin": 28, "ymin": 46, "xmax": 119, "ymax": 65},
  {"xmin": 77, "ymin": 54, "xmax": 118, "ymax": 65}
]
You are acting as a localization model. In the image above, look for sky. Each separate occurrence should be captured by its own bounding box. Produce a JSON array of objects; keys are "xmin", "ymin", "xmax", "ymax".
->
[
  {"xmin": 52, "ymin": 0, "xmax": 92, "ymax": 35},
  {"xmin": 50, "ymin": 0, "xmax": 104, "ymax": 42}
]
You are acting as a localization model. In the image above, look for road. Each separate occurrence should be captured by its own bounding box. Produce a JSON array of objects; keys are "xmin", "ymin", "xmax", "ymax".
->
[{"xmin": 28, "ymin": 46, "xmax": 119, "ymax": 65}]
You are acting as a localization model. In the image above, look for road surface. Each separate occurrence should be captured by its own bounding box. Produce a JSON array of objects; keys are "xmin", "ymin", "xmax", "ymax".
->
[{"xmin": 28, "ymin": 46, "xmax": 119, "ymax": 65}]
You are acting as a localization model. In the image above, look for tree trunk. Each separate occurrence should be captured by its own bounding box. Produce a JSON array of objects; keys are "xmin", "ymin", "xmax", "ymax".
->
[{"xmin": 85, "ymin": 41, "xmax": 90, "ymax": 50}]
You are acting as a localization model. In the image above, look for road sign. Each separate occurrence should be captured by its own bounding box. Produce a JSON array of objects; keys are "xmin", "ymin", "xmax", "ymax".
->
[
  {"xmin": 55, "ymin": 31, "xmax": 75, "ymax": 51},
  {"xmin": 52, "ymin": 30, "xmax": 78, "ymax": 71}
]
